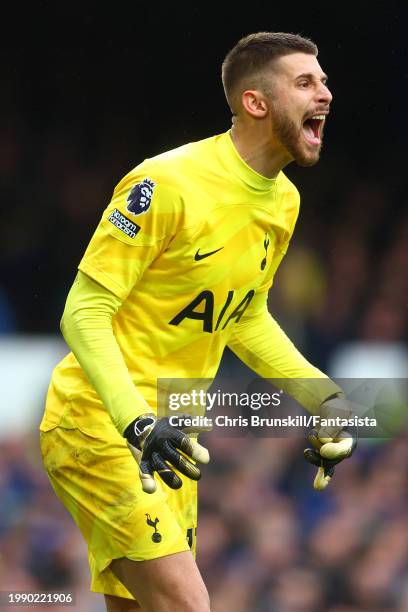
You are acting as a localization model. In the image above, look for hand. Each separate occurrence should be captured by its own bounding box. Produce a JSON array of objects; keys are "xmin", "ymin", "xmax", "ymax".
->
[
  {"xmin": 303, "ymin": 393, "xmax": 357, "ymax": 491},
  {"xmin": 124, "ymin": 414, "xmax": 210, "ymax": 493}
]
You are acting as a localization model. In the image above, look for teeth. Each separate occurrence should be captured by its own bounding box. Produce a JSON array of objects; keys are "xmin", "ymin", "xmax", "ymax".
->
[{"xmin": 311, "ymin": 114, "xmax": 326, "ymax": 121}]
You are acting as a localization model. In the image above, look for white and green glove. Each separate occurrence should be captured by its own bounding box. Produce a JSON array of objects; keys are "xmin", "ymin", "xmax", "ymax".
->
[
  {"xmin": 124, "ymin": 414, "xmax": 210, "ymax": 493},
  {"xmin": 304, "ymin": 393, "xmax": 357, "ymax": 491}
]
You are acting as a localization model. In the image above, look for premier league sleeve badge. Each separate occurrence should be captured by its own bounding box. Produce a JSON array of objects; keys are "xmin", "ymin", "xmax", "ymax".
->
[{"xmin": 126, "ymin": 178, "xmax": 156, "ymax": 216}]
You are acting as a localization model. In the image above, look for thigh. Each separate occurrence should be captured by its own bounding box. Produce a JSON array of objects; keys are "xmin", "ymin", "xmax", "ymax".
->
[{"xmin": 110, "ymin": 551, "xmax": 210, "ymax": 612}]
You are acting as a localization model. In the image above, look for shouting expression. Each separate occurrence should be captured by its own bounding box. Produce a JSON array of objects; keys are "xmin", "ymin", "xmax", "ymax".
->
[{"xmin": 268, "ymin": 53, "xmax": 332, "ymax": 166}]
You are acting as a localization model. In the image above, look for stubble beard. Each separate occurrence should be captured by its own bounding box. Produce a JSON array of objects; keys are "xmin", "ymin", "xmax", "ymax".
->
[{"xmin": 271, "ymin": 104, "xmax": 322, "ymax": 167}]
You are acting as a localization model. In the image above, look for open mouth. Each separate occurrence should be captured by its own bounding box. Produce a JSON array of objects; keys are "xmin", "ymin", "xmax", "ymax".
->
[{"xmin": 302, "ymin": 114, "xmax": 326, "ymax": 147}]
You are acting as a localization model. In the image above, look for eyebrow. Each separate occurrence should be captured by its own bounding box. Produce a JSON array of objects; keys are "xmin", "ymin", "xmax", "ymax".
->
[{"xmin": 295, "ymin": 72, "xmax": 328, "ymax": 83}]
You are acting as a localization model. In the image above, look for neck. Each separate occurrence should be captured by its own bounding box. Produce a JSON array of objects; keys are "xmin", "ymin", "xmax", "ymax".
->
[{"xmin": 230, "ymin": 117, "xmax": 293, "ymax": 179}]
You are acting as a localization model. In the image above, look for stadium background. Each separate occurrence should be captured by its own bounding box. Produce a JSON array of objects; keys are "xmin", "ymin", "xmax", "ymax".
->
[{"xmin": 1, "ymin": 3, "xmax": 407, "ymax": 611}]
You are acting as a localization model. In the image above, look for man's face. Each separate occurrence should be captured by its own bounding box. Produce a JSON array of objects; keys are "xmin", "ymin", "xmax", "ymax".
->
[{"xmin": 266, "ymin": 53, "xmax": 332, "ymax": 167}]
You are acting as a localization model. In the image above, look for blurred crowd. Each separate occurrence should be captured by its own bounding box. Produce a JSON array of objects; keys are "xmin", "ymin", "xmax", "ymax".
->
[
  {"xmin": 1, "ymin": 431, "xmax": 408, "ymax": 611},
  {"xmin": 199, "ymin": 434, "xmax": 408, "ymax": 612}
]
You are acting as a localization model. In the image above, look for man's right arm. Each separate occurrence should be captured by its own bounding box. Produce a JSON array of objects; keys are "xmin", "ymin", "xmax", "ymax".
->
[{"xmin": 61, "ymin": 270, "xmax": 152, "ymax": 435}]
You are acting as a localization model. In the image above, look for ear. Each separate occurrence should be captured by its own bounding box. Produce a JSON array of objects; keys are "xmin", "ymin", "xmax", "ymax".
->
[{"xmin": 241, "ymin": 90, "xmax": 269, "ymax": 119}]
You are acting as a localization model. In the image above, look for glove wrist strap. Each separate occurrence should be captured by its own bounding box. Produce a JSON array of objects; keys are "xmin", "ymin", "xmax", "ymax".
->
[{"xmin": 124, "ymin": 413, "xmax": 156, "ymax": 449}]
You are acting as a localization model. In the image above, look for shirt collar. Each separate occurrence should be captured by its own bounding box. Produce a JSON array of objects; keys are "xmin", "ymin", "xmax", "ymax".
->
[{"xmin": 215, "ymin": 130, "xmax": 277, "ymax": 192}]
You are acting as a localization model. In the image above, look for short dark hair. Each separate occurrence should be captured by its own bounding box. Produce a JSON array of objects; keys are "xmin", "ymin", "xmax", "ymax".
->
[{"xmin": 222, "ymin": 32, "xmax": 318, "ymax": 112}]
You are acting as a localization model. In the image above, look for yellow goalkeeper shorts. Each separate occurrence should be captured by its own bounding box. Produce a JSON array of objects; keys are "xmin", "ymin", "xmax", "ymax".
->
[{"xmin": 40, "ymin": 426, "xmax": 197, "ymax": 600}]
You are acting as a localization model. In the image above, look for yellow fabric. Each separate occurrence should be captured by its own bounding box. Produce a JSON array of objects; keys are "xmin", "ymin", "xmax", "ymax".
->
[
  {"xmin": 41, "ymin": 129, "xmax": 337, "ymax": 438},
  {"xmin": 40, "ymin": 427, "xmax": 196, "ymax": 600},
  {"xmin": 59, "ymin": 271, "xmax": 152, "ymax": 435},
  {"xmin": 229, "ymin": 290, "xmax": 340, "ymax": 411}
]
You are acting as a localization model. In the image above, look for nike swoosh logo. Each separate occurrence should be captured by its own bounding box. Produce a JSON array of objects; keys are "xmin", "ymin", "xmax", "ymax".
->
[{"xmin": 194, "ymin": 247, "xmax": 224, "ymax": 261}]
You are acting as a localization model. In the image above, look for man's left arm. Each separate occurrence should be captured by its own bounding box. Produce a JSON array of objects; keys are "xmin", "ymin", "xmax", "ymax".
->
[
  {"xmin": 228, "ymin": 289, "xmax": 341, "ymax": 411},
  {"xmin": 227, "ymin": 291, "xmax": 356, "ymax": 489}
]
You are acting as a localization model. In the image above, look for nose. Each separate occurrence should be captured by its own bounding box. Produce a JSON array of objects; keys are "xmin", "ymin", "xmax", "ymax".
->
[{"xmin": 318, "ymin": 82, "xmax": 333, "ymax": 105}]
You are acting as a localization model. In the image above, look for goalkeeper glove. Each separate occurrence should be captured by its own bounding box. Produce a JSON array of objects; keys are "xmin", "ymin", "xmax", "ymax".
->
[
  {"xmin": 304, "ymin": 393, "xmax": 357, "ymax": 491},
  {"xmin": 124, "ymin": 414, "xmax": 210, "ymax": 494}
]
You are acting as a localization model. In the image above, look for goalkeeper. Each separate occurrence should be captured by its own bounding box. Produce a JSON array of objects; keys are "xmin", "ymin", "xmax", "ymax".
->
[{"xmin": 40, "ymin": 32, "xmax": 356, "ymax": 612}]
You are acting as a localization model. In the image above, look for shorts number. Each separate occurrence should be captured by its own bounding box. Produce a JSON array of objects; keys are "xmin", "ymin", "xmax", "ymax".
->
[{"xmin": 186, "ymin": 527, "xmax": 196, "ymax": 549}]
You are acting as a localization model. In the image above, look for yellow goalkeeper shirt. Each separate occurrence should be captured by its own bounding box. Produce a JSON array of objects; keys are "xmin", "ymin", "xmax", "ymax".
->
[{"xmin": 41, "ymin": 131, "xmax": 339, "ymax": 437}]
